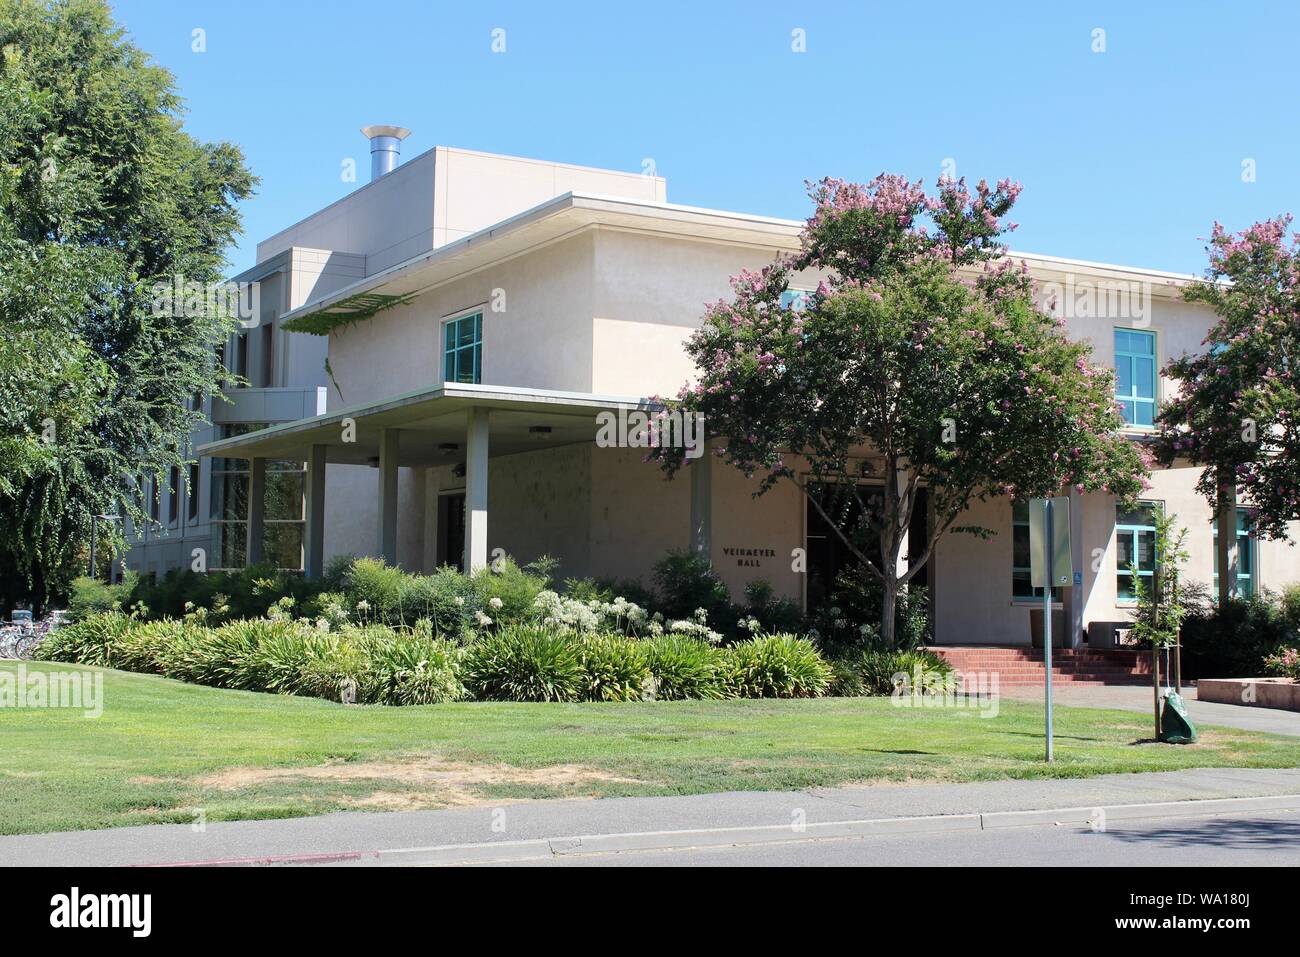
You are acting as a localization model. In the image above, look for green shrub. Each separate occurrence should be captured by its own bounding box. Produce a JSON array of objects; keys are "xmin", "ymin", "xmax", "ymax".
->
[
  {"xmin": 115, "ymin": 618, "xmax": 192, "ymax": 675},
  {"xmin": 164, "ymin": 619, "xmax": 261, "ymax": 688},
  {"xmin": 39, "ymin": 612, "xmax": 132, "ymax": 667},
  {"xmin": 344, "ymin": 557, "xmax": 407, "ymax": 622},
  {"xmin": 652, "ymin": 549, "xmax": 739, "ymax": 636},
  {"xmin": 726, "ymin": 634, "xmax": 832, "ymax": 698},
  {"xmin": 474, "ymin": 557, "xmax": 549, "ymax": 626},
  {"xmin": 1181, "ymin": 593, "xmax": 1299, "ymax": 678},
  {"xmin": 361, "ymin": 629, "xmax": 465, "ymax": 705},
  {"xmin": 743, "ymin": 579, "xmax": 805, "ymax": 635},
  {"xmin": 576, "ymin": 633, "xmax": 649, "ymax": 702},
  {"xmin": 642, "ymin": 635, "xmax": 728, "ymax": 700},
  {"xmin": 463, "ymin": 626, "xmax": 585, "ymax": 702},
  {"xmin": 827, "ymin": 657, "xmax": 868, "ymax": 697},
  {"xmin": 845, "ymin": 648, "xmax": 954, "ymax": 696},
  {"xmin": 810, "ymin": 568, "xmax": 931, "ymax": 656},
  {"xmin": 404, "ymin": 566, "xmax": 480, "ymax": 635},
  {"xmin": 65, "ymin": 573, "xmax": 138, "ymax": 621}
]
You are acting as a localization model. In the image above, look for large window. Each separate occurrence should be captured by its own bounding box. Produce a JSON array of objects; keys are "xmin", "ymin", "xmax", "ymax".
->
[
  {"xmin": 779, "ymin": 289, "xmax": 814, "ymax": 311},
  {"xmin": 187, "ymin": 463, "xmax": 200, "ymax": 523},
  {"xmin": 1012, "ymin": 502, "xmax": 1062, "ymax": 601},
  {"xmin": 1114, "ymin": 329, "xmax": 1156, "ymax": 427},
  {"xmin": 1214, "ymin": 508, "xmax": 1256, "ymax": 599},
  {"xmin": 1116, "ymin": 502, "xmax": 1159, "ymax": 602},
  {"xmin": 167, "ymin": 466, "xmax": 180, "ymax": 527},
  {"xmin": 443, "ymin": 312, "xmax": 482, "ymax": 384},
  {"xmin": 209, "ymin": 424, "xmax": 305, "ymax": 571}
]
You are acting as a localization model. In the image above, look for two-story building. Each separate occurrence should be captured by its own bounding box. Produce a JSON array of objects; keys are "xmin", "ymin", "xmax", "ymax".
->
[{"xmin": 127, "ymin": 127, "xmax": 1300, "ymax": 646}]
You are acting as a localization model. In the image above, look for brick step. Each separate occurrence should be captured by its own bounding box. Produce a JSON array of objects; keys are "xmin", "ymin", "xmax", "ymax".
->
[{"xmin": 930, "ymin": 646, "xmax": 1152, "ymax": 686}]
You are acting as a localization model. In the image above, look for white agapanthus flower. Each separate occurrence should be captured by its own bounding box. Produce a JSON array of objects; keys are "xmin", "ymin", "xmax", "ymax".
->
[{"xmin": 488, "ymin": 597, "xmax": 503, "ymax": 610}]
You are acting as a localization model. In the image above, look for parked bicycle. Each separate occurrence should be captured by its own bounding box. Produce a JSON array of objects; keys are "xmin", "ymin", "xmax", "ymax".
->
[{"xmin": 0, "ymin": 615, "xmax": 58, "ymax": 660}]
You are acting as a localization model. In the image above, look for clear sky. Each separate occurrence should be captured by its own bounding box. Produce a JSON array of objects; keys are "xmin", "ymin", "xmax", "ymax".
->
[{"xmin": 110, "ymin": 0, "xmax": 1299, "ymax": 276}]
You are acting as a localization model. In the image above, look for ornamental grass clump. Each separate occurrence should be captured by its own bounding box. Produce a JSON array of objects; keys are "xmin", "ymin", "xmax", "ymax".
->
[
  {"xmin": 463, "ymin": 625, "xmax": 585, "ymax": 702},
  {"xmin": 576, "ymin": 633, "xmax": 649, "ymax": 702},
  {"xmin": 642, "ymin": 634, "xmax": 730, "ymax": 700},
  {"xmin": 726, "ymin": 634, "xmax": 832, "ymax": 699}
]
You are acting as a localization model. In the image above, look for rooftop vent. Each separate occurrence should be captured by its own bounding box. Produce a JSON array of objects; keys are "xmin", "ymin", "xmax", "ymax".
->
[{"xmin": 360, "ymin": 125, "xmax": 412, "ymax": 181}]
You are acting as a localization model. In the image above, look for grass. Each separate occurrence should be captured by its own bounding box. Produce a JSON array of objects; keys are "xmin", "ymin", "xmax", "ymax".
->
[{"xmin": 2, "ymin": 660, "xmax": 1298, "ymax": 835}]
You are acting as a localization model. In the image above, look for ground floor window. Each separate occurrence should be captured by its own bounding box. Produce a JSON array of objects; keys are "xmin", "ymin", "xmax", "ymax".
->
[
  {"xmin": 209, "ymin": 423, "xmax": 305, "ymax": 571},
  {"xmin": 1011, "ymin": 501, "xmax": 1062, "ymax": 601},
  {"xmin": 1116, "ymin": 502, "xmax": 1160, "ymax": 603},
  {"xmin": 1213, "ymin": 508, "xmax": 1256, "ymax": 599}
]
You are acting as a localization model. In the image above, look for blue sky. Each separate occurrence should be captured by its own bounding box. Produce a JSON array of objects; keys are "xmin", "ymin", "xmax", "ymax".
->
[{"xmin": 112, "ymin": 0, "xmax": 1299, "ymax": 276}]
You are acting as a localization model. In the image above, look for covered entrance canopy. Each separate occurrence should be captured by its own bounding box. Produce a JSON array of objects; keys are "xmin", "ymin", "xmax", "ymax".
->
[{"xmin": 196, "ymin": 383, "xmax": 672, "ymax": 577}]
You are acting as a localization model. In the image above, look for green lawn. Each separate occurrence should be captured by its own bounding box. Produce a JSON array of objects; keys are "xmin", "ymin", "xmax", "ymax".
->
[{"xmin": 2, "ymin": 660, "xmax": 1298, "ymax": 835}]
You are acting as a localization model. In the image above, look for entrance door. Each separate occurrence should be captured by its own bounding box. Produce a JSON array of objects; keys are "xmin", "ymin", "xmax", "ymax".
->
[
  {"xmin": 805, "ymin": 484, "xmax": 929, "ymax": 615},
  {"xmin": 437, "ymin": 493, "xmax": 466, "ymax": 572}
]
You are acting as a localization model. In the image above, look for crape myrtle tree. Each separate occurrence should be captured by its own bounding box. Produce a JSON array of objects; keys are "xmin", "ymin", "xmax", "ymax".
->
[
  {"xmin": 0, "ymin": 0, "xmax": 254, "ymax": 610},
  {"xmin": 1153, "ymin": 216, "xmax": 1300, "ymax": 563},
  {"xmin": 651, "ymin": 174, "xmax": 1148, "ymax": 647}
]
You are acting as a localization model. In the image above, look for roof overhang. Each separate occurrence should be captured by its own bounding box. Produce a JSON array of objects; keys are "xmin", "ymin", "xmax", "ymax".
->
[
  {"xmin": 278, "ymin": 192, "xmax": 808, "ymax": 328},
  {"xmin": 196, "ymin": 383, "xmax": 663, "ymax": 466}
]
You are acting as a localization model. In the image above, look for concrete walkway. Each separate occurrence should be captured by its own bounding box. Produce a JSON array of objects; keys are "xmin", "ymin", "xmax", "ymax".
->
[
  {"xmin": 4, "ymin": 767, "xmax": 1299, "ymax": 867},
  {"xmin": 1001, "ymin": 683, "xmax": 1300, "ymax": 737}
]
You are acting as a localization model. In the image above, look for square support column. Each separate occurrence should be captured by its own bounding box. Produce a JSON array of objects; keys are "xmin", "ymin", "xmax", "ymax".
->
[
  {"xmin": 689, "ymin": 439, "xmax": 712, "ymax": 560},
  {"xmin": 464, "ymin": 408, "xmax": 489, "ymax": 573},
  {"xmin": 1216, "ymin": 476, "xmax": 1238, "ymax": 607},
  {"xmin": 378, "ymin": 428, "xmax": 399, "ymax": 566},
  {"xmin": 304, "ymin": 444, "xmax": 326, "ymax": 580},
  {"xmin": 246, "ymin": 457, "xmax": 266, "ymax": 567}
]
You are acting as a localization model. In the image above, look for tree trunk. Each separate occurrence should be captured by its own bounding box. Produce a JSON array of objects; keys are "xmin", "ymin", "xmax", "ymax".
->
[{"xmin": 880, "ymin": 575, "xmax": 900, "ymax": 649}]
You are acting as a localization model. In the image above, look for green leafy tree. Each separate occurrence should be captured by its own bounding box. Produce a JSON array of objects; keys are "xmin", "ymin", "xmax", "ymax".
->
[
  {"xmin": 0, "ymin": 0, "xmax": 255, "ymax": 611},
  {"xmin": 1154, "ymin": 216, "xmax": 1300, "ymax": 542},
  {"xmin": 1128, "ymin": 512, "xmax": 1191, "ymax": 649},
  {"xmin": 652, "ymin": 176, "xmax": 1147, "ymax": 646}
]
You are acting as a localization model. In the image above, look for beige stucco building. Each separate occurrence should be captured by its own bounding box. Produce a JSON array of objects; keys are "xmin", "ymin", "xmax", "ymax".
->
[{"xmin": 127, "ymin": 132, "xmax": 1300, "ymax": 646}]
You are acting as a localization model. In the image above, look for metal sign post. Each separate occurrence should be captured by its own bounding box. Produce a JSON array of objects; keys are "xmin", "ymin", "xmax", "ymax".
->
[
  {"xmin": 1030, "ymin": 496, "xmax": 1073, "ymax": 764},
  {"xmin": 1043, "ymin": 500, "xmax": 1055, "ymax": 762}
]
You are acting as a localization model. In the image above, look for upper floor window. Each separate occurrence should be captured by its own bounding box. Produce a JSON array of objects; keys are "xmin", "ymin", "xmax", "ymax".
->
[
  {"xmin": 443, "ymin": 312, "xmax": 482, "ymax": 385},
  {"xmin": 1011, "ymin": 501, "xmax": 1062, "ymax": 602},
  {"xmin": 1116, "ymin": 502, "xmax": 1159, "ymax": 602},
  {"xmin": 1114, "ymin": 329, "xmax": 1156, "ymax": 428},
  {"xmin": 167, "ymin": 466, "xmax": 180, "ymax": 527},
  {"xmin": 780, "ymin": 289, "xmax": 814, "ymax": 311},
  {"xmin": 1214, "ymin": 508, "xmax": 1257, "ymax": 599}
]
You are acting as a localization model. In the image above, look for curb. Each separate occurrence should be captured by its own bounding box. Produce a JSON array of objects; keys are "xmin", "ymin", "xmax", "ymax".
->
[{"xmin": 340, "ymin": 792, "xmax": 1300, "ymax": 866}]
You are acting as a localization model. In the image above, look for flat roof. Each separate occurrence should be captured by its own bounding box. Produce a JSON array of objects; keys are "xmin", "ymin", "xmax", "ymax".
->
[
  {"xmin": 274, "ymin": 190, "xmax": 1204, "ymax": 328},
  {"xmin": 197, "ymin": 382, "xmax": 662, "ymax": 465}
]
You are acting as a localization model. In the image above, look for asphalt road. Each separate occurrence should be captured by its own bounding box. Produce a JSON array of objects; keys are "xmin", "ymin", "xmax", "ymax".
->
[{"xmin": 486, "ymin": 810, "xmax": 1300, "ymax": 867}]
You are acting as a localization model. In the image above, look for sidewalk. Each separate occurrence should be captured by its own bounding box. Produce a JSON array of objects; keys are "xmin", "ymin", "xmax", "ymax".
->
[
  {"xmin": 1000, "ymin": 683, "xmax": 1300, "ymax": 737},
  {"xmin": 4, "ymin": 767, "xmax": 1300, "ymax": 866}
]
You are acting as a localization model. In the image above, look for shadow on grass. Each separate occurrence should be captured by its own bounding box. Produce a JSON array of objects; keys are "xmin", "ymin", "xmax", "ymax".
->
[{"xmin": 1000, "ymin": 731, "xmax": 1106, "ymax": 743}]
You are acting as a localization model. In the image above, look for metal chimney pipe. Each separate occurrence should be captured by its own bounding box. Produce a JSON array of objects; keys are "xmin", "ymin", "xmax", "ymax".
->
[{"xmin": 360, "ymin": 125, "xmax": 412, "ymax": 181}]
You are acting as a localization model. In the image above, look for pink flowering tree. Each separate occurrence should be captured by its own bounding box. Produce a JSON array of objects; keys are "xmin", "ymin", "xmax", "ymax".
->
[
  {"xmin": 652, "ymin": 175, "xmax": 1147, "ymax": 647},
  {"xmin": 1154, "ymin": 216, "xmax": 1300, "ymax": 542}
]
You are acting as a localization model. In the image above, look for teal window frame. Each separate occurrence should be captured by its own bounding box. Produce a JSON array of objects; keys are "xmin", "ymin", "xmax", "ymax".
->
[
  {"xmin": 1114, "ymin": 328, "xmax": 1157, "ymax": 428},
  {"xmin": 1116, "ymin": 502, "xmax": 1160, "ymax": 603},
  {"xmin": 780, "ymin": 289, "xmax": 813, "ymax": 311},
  {"xmin": 1213, "ymin": 508, "xmax": 1256, "ymax": 599},
  {"xmin": 1012, "ymin": 501, "xmax": 1062, "ymax": 601},
  {"xmin": 443, "ymin": 312, "xmax": 483, "ymax": 385}
]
